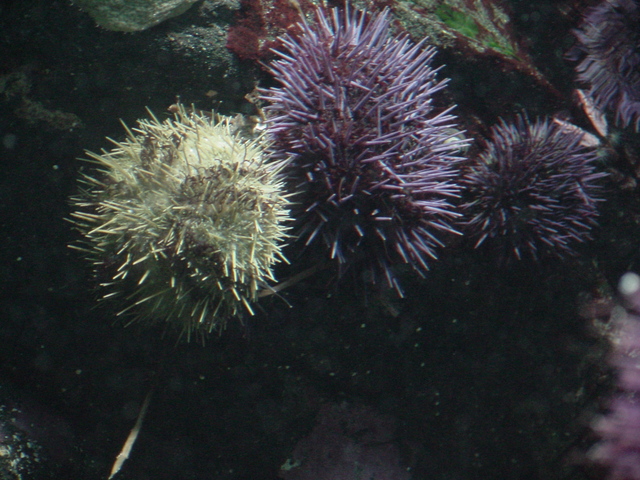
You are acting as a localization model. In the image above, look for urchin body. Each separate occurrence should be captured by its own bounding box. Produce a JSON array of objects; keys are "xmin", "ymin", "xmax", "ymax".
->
[
  {"xmin": 70, "ymin": 107, "xmax": 290, "ymax": 340},
  {"xmin": 571, "ymin": 0, "xmax": 640, "ymax": 131},
  {"xmin": 261, "ymin": 6, "xmax": 466, "ymax": 292},
  {"xmin": 462, "ymin": 115, "xmax": 606, "ymax": 260}
]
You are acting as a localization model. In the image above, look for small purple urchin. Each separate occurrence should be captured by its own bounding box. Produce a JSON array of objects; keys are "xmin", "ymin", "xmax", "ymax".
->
[
  {"xmin": 587, "ymin": 272, "xmax": 640, "ymax": 480},
  {"xmin": 461, "ymin": 114, "xmax": 607, "ymax": 261},
  {"xmin": 260, "ymin": 5, "xmax": 467, "ymax": 292},
  {"xmin": 570, "ymin": 0, "xmax": 640, "ymax": 131}
]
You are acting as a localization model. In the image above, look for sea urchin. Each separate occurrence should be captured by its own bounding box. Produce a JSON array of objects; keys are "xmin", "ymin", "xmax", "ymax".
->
[
  {"xmin": 261, "ymin": 5, "xmax": 467, "ymax": 292},
  {"xmin": 570, "ymin": 0, "xmax": 640, "ymax": 131},
  {"xmin": 461, "ymin": 114, "xmax": 606, "ymax": 261},
  {"xmin": 69, "ymin": 106, "xmax": 291, "ymax": 341}
]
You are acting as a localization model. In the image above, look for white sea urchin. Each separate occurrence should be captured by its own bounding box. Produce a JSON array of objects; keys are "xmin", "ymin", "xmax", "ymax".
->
[{"xmin": 70, "ymin": 106, "xmax": 291, "ymax": 341}]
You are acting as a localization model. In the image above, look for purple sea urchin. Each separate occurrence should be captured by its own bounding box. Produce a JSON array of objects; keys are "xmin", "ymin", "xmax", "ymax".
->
[
  {"xmin": 571, "ymin": 0, "xmax": 640, "ymax": 131},
  {"xmin": 261, "ymin": 5, "xmax": 467, "ymax": 292},
  {"xmin": 461, "ymin": 115, "xmax": 606, "ymax": 261},
  {"xmin": 588, "ymin": 272, "xmax": 640, "ymax": 480}
]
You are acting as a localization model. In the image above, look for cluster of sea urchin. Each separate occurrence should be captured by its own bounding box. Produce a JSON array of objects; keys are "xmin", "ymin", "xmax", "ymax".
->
[
  {"xmin": 260, "ymin": 5, "xmax": 467, "ymax": 293},
  {"xmin": 461, "ymin": 114, "xmax": 606, "ymax": 261},
  {"xmin": 571, "ymin": 0, "xmax": 640, "ymax": 131},
  {"xmin": 70, "ymin": 106, "xmax": 291, "ymax": 341}
]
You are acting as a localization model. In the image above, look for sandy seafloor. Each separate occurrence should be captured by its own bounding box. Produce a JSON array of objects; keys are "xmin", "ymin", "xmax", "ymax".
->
[{"xmin": 1, "ymin": 0, "xmax": 639, "ymax": 479}]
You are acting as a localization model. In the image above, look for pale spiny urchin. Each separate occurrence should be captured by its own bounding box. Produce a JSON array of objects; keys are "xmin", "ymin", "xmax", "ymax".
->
[{"xmin": 70, "ymin": 106, "xmax": 291, "ymax": 341}]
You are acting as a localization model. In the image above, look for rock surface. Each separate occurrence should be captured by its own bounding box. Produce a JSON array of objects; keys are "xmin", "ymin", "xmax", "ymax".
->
[{"xmin": 73, "ymin": 0, "xmax": 199, "ymax": 31}]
